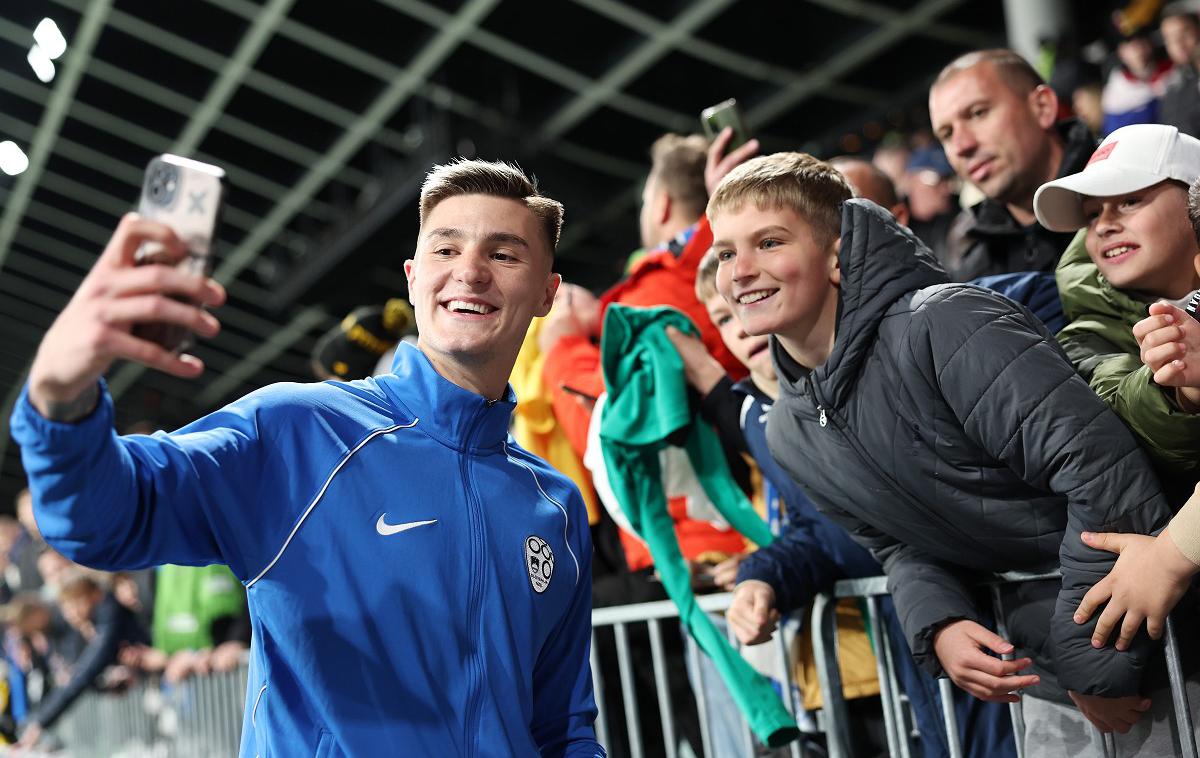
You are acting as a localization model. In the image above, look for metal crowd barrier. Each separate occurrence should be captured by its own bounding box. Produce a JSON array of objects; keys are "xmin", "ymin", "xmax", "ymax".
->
[
  {"xmin": 814, "ymin": 573, "xmax": 1200, "ymax": 758},
  {"xmin": 591, "ymin": 592, "xmax": 809, "ymax": 758},
  {"xmin": 47, "ymin": 664, "xmax": 248, "ymax": 757}
]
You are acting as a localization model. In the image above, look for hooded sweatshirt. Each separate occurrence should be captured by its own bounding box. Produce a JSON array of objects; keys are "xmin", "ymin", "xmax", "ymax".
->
[{"xmin": 766, "ymin": 199, "xmax": 1174, "ymax": 699}]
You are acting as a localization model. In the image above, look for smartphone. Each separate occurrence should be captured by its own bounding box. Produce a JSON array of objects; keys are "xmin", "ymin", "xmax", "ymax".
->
[
  {"xmin": 133, "ymin": 154, "xmax": 226, "ymax": 353},
  {"xmin": 701, "ymin": 98, "xmax": 750, "ymax": 152}
]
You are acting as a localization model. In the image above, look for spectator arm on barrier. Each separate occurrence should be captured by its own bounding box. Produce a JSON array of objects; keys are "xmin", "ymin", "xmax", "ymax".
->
[
  {"xmin": 874, "ymin": 542, "xmax": 981, "ymax": 677},
  {"xmin": 916, "ymin": 292, "xmax": 1176, "ymax": 696},
  {"xmin": 734, "ymin": 520, "xmax": 843, "ymax": 617},
  {"xmin": 29, "ymin": 598, "xmax": 126, "ymax": 732}
]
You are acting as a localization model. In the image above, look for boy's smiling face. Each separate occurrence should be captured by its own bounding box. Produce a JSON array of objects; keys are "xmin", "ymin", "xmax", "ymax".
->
[
  {"xmin": 1081, "ymin": 181, "xmax": 1200, "ymax": 300},
  {"xmin": 702, "ymin": 292, "xmax": 773, "ymax": 378},
  {"xmin": 711, "ymin": 203, "xmax": 841, "ymax": 346}
]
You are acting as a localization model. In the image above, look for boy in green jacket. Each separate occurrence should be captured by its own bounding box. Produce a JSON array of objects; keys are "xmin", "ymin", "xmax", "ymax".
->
[
  {"xmin": 1036, "ymin": 123, "xmax": 1200, "ymax": 506},
  {"xmin": 1058, "ymin": 174, "xmax": 1200, "ymax": 657}
]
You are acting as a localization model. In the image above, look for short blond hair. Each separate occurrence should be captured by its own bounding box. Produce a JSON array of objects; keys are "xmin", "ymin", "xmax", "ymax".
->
[
  {"xmin": 695, "ymin": 248, "xmax": 721, "ymax": 303},
  {"xmin": 419, "ymin": 159, "xmax": 564, "ymax": 254},
  {"xmin": 707, "ymin": 152, "xmax": 853, "ymax": 247},
  {"xmin": 649, "ymin": 134, "xmax": 710, "ymax": 220}
]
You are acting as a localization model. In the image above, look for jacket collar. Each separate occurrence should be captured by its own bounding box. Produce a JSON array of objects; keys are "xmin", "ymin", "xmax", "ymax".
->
[
  {"xmin": 771, "ymin": 199, "xmax": 948, "ymax": 409},
  {"xmin": 377, "ymin": 342, "xmax": 516, "ymax": 453}
]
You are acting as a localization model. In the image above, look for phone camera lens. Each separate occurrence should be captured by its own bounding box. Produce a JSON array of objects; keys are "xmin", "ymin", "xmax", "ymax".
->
[{"xmin": 146, "ymin": 163, "xmax": 179, "ymax": 208}]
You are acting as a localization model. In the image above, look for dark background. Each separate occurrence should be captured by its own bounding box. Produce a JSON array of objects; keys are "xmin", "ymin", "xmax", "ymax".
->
[{"xmin": 0, "ymin": 0, "xmax": 1107, "ymax": 507}]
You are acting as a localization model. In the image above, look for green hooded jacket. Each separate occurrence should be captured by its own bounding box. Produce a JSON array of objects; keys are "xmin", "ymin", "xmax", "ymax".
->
[
  {"xmin": 598, "ymin": 304, "xmax": 798, "ymax": 748},
  {"xmin": 1056, "ymin": 230, "xmax": 1200, "ymax": 504}
]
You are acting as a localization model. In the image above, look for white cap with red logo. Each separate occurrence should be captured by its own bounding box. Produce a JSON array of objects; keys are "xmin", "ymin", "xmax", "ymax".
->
[{"xmin": 1033, "ymin": 123, "xmax": 1200, "ymax": 232}]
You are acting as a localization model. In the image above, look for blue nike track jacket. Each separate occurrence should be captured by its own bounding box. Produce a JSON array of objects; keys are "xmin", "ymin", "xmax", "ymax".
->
[{"xmin": 11, "ymin": 343, "xmax": 604, "ymax": 758}]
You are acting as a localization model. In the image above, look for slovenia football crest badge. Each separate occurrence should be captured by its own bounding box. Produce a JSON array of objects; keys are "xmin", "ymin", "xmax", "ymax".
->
[{"xmin": 525, "ymin": 535, "xmax": 554, "ymax": 594}]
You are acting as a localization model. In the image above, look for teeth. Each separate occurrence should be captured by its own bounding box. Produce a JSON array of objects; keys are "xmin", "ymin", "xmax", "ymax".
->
[
  {"xmin": 447, "ymin": 299, "xmax": 495, "ymax": 314},
  {"xmin": 1104, "ymin": 245, "xmax": 1135, "ymax": 259},
  {"xmin": 738, "ymin": 290, "xmax": 775, "ymax": 305}
]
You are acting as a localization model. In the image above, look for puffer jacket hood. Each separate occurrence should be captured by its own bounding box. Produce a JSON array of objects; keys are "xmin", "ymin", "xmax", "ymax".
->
[{"xmin": 772, "ymin": 198, "xmax": 947, "ymax": 409}]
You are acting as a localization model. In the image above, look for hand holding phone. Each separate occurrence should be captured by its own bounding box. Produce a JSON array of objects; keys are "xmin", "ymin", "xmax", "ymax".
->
[
  {"xmin": 27, "ymin": 158, "xmax": 227, "ymax": 421},
  {"xmin": 700, "ymin": 99, "xmax": 760, "ymax": 195},
  {"xmin": 701, "ymin": 99, "xmax": 750, "ymax": 151},
  {"xmin": 133, "ymin": 155, "xmax": 226, "ymax": 353}
]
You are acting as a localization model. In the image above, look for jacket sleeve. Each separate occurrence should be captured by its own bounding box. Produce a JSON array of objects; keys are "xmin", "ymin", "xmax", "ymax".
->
[
  {"xmin": 542, "ymin": 335, "xmax": 605, "ymax": 459},
  {"xmin": 1062, "ymin": 336, "xmax": 1200, "ymax": 479},
  {"xmin": 800, "ymin": 495, "xmax": 981, "ymax": 675},
  {"xmin": 918, "ymin": 287, "xmax": 1173, "ymax": 696},
  {"xmin": 10, "ymin": 380, "xmax": 319, "ymax": 583},
  {"xmin": 530, "ymin": 491, "xmax": 605, "ymax": 758},
  {"xmin": 30, "ymin": 598, "xmax": 127, "ymax": 730},
  {"xmin": 874, "ymin": 542, "xmax": 982, "ymax": 677},
  {"xmin": 734, "ymin": 519, "xmax": 843, "ymax": 616},
  {"xmin": 698, "ymin": 376, "xmax": 750, "ymax": 456}
]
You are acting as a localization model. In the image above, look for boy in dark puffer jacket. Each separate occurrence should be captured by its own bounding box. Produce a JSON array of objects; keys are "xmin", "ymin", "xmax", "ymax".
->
[{"xmin": 710, "ymin": 152, "xmax": 1188, "ymax": 756}]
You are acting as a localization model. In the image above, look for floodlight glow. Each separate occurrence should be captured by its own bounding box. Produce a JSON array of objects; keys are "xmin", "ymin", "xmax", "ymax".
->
[
  {"xmin": 0, "ymin": 141, "xmax": 30, "ymax": 176},
  {"xmin": 33, "ymin": 18, "xmax": 67, "ymax": 60},
  {"xmin": 27, "ymin": 45, "xmax": 54, "ymax": 83}
]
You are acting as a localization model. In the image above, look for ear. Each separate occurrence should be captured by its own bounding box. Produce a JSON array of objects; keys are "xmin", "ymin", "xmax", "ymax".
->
[
  {"xmin": 1029, "ymin": 84, "xmax": 1059, "ymax": 130},
  {"xmin": 535, "ymin": 272, "xmax": 562, "ymax": 318},
  {"xmin": 829, "ymin": 237, "xmax": 842, "ymax": 287},
  {"xmin": 403, "ymin": 259, "xmax": 416, "ymax": 304},
  {"xmin": 657, "ymin": 189, "xmax": 673, "ymax": 226},
  {"xmin": 891, "ymin": 203, "xmax": 911, "ymax": 228}
]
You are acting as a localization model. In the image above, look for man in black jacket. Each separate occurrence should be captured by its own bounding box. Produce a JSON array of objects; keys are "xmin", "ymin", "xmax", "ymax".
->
[
  {"xmin": 710, "ymin": 152, "xmax": 1187, "ymax": 755},
  {"xmin": 929, "ymin": 49, "xmax": 1094, "ymax": 280}
]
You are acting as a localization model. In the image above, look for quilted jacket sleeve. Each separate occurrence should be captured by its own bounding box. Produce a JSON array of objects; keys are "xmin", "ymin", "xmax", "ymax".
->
[
  {"xmin": 806, "ymin": 495, "xmax": 983, "ymax": 676},
  {"xmin": 916, "ymin": 286, "xmax": 1173, "ymax": 696}
]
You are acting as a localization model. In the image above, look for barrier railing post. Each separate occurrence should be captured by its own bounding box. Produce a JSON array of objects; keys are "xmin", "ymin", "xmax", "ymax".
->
[
  {"xmin": 811, "ymin": 592, "xmax": 852, "ymax": 758},
  {"xmin": 647, "ymin": 619, "xmax": 678, "ymax": 758},
  {"xmin": 937, "ymin": 678, "xmax": 963, "ymax": 758},
  {"xmin": 685, "ymin": 637, "xmax": 713, "ymax": 758},
  {"xmin": 1164, "ymin": 615, "xmax": 1199, "ymax": 758},
  {"xmin": 772, "ymin": 617, "xmax": 808, "ymax": 758},
  {"xmin": 613, "ymin": 621, "xmax": 645, "ymax": 758},
  {"xmin": 864, "ymin": 594, "xmax": 904, "ymax": 758},
  {"xmin": 988, "ymin": 583, "xmax": 1026, "ymax": 758},
  {"xmin": 723, "ymin": 620, "xmax": 757, "ymax": 758}
]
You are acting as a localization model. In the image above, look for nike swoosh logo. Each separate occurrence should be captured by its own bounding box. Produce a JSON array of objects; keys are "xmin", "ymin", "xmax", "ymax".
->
[{"xmin": 376, "ymin": 515, "xmax": 438, "ymax": 536}]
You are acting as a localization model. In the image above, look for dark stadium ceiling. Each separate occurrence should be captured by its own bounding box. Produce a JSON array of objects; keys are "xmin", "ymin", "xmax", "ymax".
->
[{"xmin": 0, "ymin": 0, "xmax": 1009, "ymax": 505}]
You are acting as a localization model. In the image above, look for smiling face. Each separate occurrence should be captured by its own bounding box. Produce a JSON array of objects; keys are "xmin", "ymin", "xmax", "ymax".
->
[
  {"xmin": 404, "ymin": 194, "xmax": 559, "ymax": 393},
  {"xmin": 1081, "ymin": 181, "xmax": 1200, "ymax": 299},
  {"xmin": 930, "ymin": 62, "xmax": 1059, "ymax": 209},
  {"xmin": 702, "ymin": 291, "xmax": 773, "ymax": 378},
  {"xmin": 712, "ymin": 203, "xmax": 840, "ymax": 348}
]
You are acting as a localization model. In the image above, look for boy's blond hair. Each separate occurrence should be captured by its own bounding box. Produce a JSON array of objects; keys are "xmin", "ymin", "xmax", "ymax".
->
[
  {"xmin": 695, "ymin": 248, "xmax": 721, "ymax": 303},
  {"xmin": 419, "ymin": 159, "xmax": 564, "ymax": 254},
  {"xmin": 707, "ymin": 153, "xmax": 853, "ymax": 248}
]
